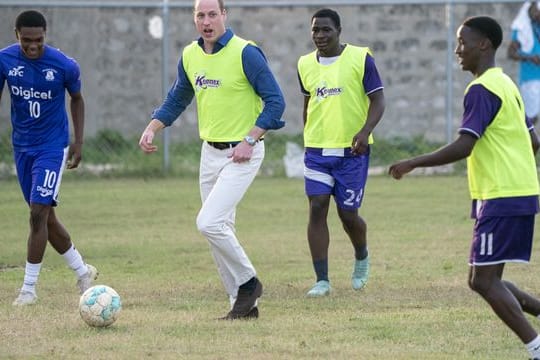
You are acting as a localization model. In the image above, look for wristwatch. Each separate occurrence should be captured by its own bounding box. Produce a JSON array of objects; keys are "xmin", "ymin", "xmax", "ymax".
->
[{"xmin": 243, "ymin": 135, "xmax": 257, "ymax": 146}]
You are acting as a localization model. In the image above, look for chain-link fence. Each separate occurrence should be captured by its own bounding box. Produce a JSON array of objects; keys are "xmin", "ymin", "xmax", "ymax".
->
[{"xmin": 0, "ymin": 0, "xmax": 527, "ymax": 178}]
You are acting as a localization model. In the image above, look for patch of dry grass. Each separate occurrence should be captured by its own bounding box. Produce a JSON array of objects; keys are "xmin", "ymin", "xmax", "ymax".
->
[{"xmin": 0, "ymin": 176, "xmax": 538, "ymax": 359}]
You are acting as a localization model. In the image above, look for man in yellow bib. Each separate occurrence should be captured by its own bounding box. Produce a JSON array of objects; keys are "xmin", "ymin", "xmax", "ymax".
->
[
  {"xmin": 297, "ymin": 8, "xmax": 385, "ymax": 297},
  {"xmin": 390, "ymin": 16, "xmax": 540, "ymax": 359},
  {"xmin": 139, "ymin": 0, "xmax": 285, "ymax": 320}
]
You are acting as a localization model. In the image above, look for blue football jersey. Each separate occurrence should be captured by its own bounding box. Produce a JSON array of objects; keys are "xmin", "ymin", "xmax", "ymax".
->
[{"xmin": 0, "ymin": 44, "xmax": 81, "ymax": 151}]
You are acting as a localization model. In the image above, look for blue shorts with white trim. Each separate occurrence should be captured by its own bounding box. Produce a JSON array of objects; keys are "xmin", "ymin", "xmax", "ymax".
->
[
  {"xmin": 304, "ymin": 147, "xmax": 370, "ymax": 211},
  {"xmin": 14, "ymin": 148, "xmax": 68, "ymax": 206}
]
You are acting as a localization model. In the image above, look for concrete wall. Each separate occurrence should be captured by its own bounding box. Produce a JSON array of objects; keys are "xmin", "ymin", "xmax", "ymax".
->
[{"xmin": 0, "ymin": 2, "xmax": 524, "ymax": 142}]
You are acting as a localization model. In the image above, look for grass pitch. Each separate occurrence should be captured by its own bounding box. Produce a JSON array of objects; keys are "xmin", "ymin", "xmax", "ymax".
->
[{"xmin": 1, "ymin": 176, "xmax": 539, "ymax": 359}]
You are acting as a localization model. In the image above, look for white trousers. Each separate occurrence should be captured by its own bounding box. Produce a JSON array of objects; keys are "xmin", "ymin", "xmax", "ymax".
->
[
  {"xmin": 521, "ymin": 80, "xmax": 540, "ymax": 118},
  {"xmin": 196, "ymin": 141, "xmax": 265, "ymax": 298}
]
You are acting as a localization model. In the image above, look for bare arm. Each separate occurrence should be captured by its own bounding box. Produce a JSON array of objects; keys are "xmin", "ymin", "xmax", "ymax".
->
[
  {"xmin": 508, "ymin": 40, "xmax": 540, "ymax": 65},
  {"xmin": 508, "ymin": 40, "xmax": 522, "ymax": 61},
  {"xmin": 352, "ymin": 90, "xmax": 385, "ymax": 155},
  {"xmin": 530, "ymin": 128, "xmax": 540, "ymax": 155},
  {"xmin": 389, "ymin": 133, "xmax": 476, "ymax": 179},
  {"xmin": 302, "ymin": 95, "xmax": 310, "ymax": 127},
  {"xmin": 67, "ymin": 92, "xmax": 84, "ymax": 169}
]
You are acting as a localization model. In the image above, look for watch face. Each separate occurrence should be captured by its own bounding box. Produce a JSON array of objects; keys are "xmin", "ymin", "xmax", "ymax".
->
[{"xmin": 245, "ymin": 136, "xmax": 256, "ymax": 145}]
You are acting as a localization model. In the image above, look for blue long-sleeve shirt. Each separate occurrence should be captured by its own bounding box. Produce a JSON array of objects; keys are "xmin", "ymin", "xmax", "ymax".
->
[{"xmin": 152, "ymin": 29, "xmax": 285, "ymax": 130}]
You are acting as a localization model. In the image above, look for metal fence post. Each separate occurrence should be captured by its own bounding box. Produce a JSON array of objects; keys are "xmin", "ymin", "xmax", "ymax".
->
[
  {"xmin": 445, "ymin": 1, "xmax": 455, "ymax": 144},
  {"xmin": 162, "ymin": 0, "xmax": 171, "ymax": 172}
]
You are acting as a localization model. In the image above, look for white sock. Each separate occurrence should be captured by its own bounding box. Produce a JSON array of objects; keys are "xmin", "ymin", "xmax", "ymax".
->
[
  {"xmin": 21, "ymin": 262, "xmax": 42, "ymax": 294},
  {"xmin": 62, "ymin": 244, "xmax": 88, "ymax": 278},
  {"xmin": 526, "ymin": 335, "xmax": 540, "ymax": 358}
]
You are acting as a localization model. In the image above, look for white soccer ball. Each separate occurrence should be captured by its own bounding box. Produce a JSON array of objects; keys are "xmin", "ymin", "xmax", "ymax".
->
[{"xmin": 79, "ymin": 285, "xmax": 122, "ymax": 327}]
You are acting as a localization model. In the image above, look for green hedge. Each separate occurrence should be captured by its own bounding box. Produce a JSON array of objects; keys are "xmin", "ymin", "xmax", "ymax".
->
[{"xmin": 0, "ymin": 129, "xmax": 459, "ymax": 178}]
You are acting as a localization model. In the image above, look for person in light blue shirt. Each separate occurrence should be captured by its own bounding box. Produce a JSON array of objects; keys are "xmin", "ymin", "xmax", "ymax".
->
[
  {"xmin": 508, "ymin": 1, "xmax": 540, "ymax": 124},
  {"xmin": 0, "ymin": 10, "xmax": 98, "ymax": 306}
]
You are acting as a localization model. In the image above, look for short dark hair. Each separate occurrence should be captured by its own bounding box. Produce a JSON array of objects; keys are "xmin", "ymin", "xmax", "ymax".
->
[
  {"xmin": 312, "ymin": 8, "xmax": 341, "ymax": 28},
  {"xmin": 462, "ymin": 16, "xmax": 502, "ymax": 50},
  {"xmin": 15, "ymin": 10, "xmax": 47, "ymax": 31},
  {"xmin": 194, "ymin": 0, "xmax": 224, "ymax": 12}
]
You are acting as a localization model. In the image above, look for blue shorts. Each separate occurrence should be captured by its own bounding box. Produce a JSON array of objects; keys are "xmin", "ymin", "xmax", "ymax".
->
[
  {"xmin": 15, "ymin": 148, "xmax": 68, "ymax": 206},
  {"xmin": 304, "ymin": 147, "xmax": 369, "ymax": 210},
  {"xmin": 469, "ymin": 215, "xmax": 535, "ymax": 265}
]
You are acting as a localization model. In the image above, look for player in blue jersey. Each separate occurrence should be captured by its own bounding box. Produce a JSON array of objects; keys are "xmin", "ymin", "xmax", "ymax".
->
[
  {"xmin": 297, "ymin": 8, "xmax": 385, "ymax": 297},
  {"xmin": 390, "ymin": 16, "xmax": 540, "ymax": 359},
  {"xmin": 0, "ymin": 10, "xmax": 98, "ymax": 306}
]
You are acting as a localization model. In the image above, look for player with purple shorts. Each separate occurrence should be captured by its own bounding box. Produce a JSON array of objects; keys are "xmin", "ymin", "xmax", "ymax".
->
[
  {"xmin": 390, "ymin": 16, "xmax": 540, "ymax": 359},
  {"xmin": 297, "ymin": 8, "xmax": 385, "ymax": 297},
  {"xmin": 0, "ymin": 10, "xmax": 97, "ymax": 306}
]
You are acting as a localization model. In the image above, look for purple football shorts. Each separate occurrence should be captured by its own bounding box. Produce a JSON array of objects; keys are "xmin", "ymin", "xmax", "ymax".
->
[
  {"xmin": 304, "ymin": 148, "xmax": 369, "ymax": 211},
  {"xmin": 469, "ymin": 215, "xmax": 535, "ymax": 265}
]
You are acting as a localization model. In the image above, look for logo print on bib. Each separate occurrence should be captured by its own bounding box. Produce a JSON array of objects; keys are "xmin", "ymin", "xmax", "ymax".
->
[
  {"xmin": 315, "ymin": 81, "xmax": 343, "ymax": 102},
  {"xmin": 194, "ymin": 73, "xmax": 221, "ymax": 91}
]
